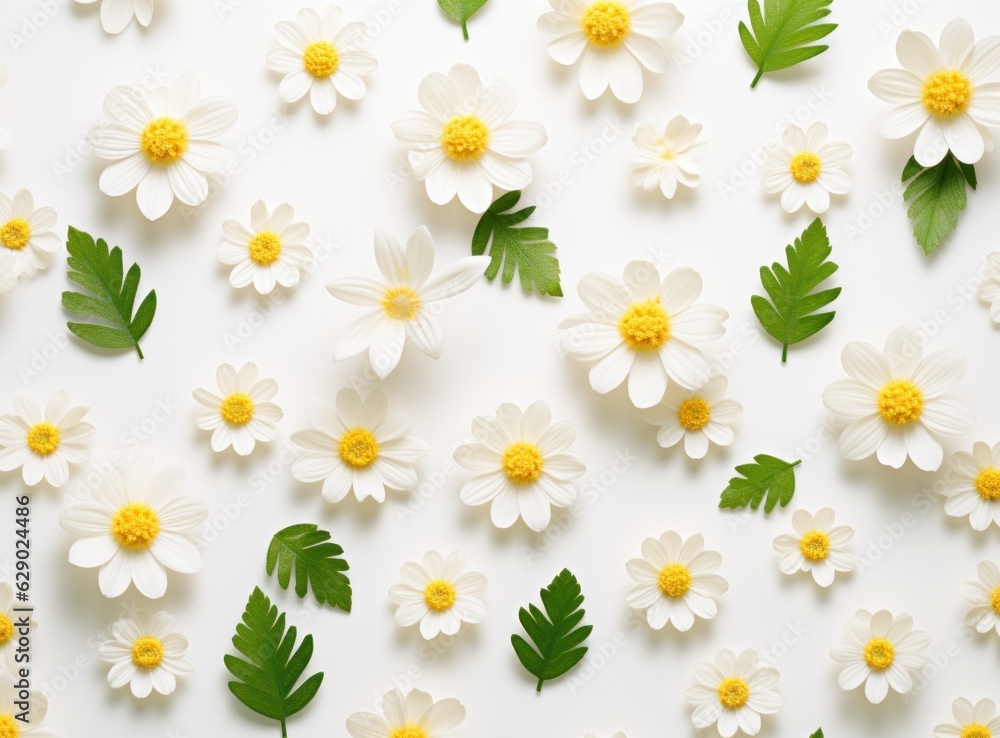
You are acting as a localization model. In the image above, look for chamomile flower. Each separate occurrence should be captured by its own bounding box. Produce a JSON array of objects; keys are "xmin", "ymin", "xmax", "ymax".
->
[
  {"xmin": 962, "ymin": 561, "xmax": 1000, "ymax": 637},
  {"xmin": 219, "ymin": 200, "xmax": 313, "ymax": 294},
  {"xmin": 772, "ymin": 508, "xmax": 855, "ymax": 587},
  {"xmin": 59, "ymin": 456, "xmax": 209, "ymax": 599},
  {"xmin": 454, "ymin": 401, "xmax": 586, "ymax": 532},
  {"xmin": 0, "ymin": 65, "xmax": 9, "ymax": 150},
  {"xmin": 644, "ymin": 377, "xmax": 742, "ymax": 459},
  {"xmin": 290, "ymin": 388, "xmax": 429, "ymax": 504},
  {"xmin": 0, "ymin": 581, "xmax": 37, "ymax": 674},
  {"xmin": 88, "ymin": 72, "xmax": 238, "ymax": 221},
  {"xmin": 538, "ymin": 0, "xmax": 684, "ymax": 103},
  {"xmin": 977, "ymin": 252, "xmax": 1000, "ymax": 324},
  {"xmin": 830, "ymin": 609, "xmax": 931, "ymax": 704},
  {"xmin": 628, "ymin": 115, "xmax": 705, "ymax": 198},
  {"xmin": 868, "ymin": 17, "xmax": 1000, "ymax": 166},
  {"xmin": 935, "ymin": 698, "xmax": 1000, "ymax": 738},
  {"xmin": 0, "ymin": 391, "xmax": 94, "ymax": 488},
  {"xmin": 0, "ymin": 188, "xmax": 60, "ymax": 280},
  {"xmin": 761, "ymin": 122, "xmax": 852, "ymax": 214},
  {"xmin": 388, "ymin": 551, "xmax": 487, "ymax": 640},
  {"xmin": 391, "ymin": 64, "xmax": 547, "ymax": 213},
  {"xmin": 266, "ymin": 5, "xmax": 377, "ymax": 115},
  {"xmin": 684, "ymin": 648, "xmax": 782, "ymax": 737},
  {"xmin": 98, "ymin": 611, "xmax": 192, "ymax": 698},
  {"xmin": 559, "ymin": 261, "xmax": 728, "ymax": 408},
  {"xmin": 74, "ymin": 0, "xmax": 153, "ymax": 33},
  {"xmin": 193, "ymin": 362, "xmax": 283, "ymax": 456},
  {"xmin": 346, "ymin": 687, "xmax": 466, "ymax": 738},
  {"xmin": 626, "ymin": 531, "xmax": 728, "ymax": 632},
  {"xmin": 941, "ymin": 441, "xmax": 1000, "ymax": 530},
  {"xmin": 0, "ymin": 671, "xmax": 50, "ymax": 737},
  {"xmin": 327, "ymin": 226, "xmax": 490, "ymax": 380},
  {"xmin": 822, "ymin": 325, "xmax": 975, "ymax": 472}
]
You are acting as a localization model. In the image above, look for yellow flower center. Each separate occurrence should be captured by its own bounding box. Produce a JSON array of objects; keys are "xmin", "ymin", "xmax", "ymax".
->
[
  {"xmin": 991, "ymin": 585, "xmax": 1000, "ymax": 616},
  {"xmin": 390, "ymin": 728, "xmax": 427, "ymax": 738},
  {"xmin": 961, "ymin": 725, "xmax": 992, "ymax": 738},
  {"xmin": 248, "ymin": 231, "xmax": 282, "ymax": 265},
  {"xmin": 790, "ymin": 152, "xmax": 822, "ymax": 183},
  {"xmin": 922, "ymin": 70, "xmax": 973, "ymax": 116},
  {"xmin": 502, "ymin": 441, "xmax": 544, "ymax": 483},
  {"xmin": 0, "ymin": 218, "xmax": 31, "ymax": 251},
  {"xmin": 975, "ymin": 468, "xmax": 1000, "ymax": 500},
  {"xmin": 864, "ymin": 637, "xmax": 895, "ymax": 670},
  {"xmin": 440, "ymin": 115, "xmax": 490, "ymax": 161},
  {"xmin": 140, "ymin": 117, "xmax": 188, "ymax": 164},
  {"xmin": 381, "ymin": 286, "xmax": 422, "ymax": 320},
  {"xmin": 338, "ymin": 428, "xmax": 379, "ymax": 468},
  {"xmin": 111, "ymin": 503, "xmax": 160, "ymax": 549},
  {"xmin": 0, "ymin": 614, "xmax": 13, "ymax": 645},
  {"xmin": 303, "ymin": 40, "xmax": 339, "ymax": 78},
  {"xmin": 656, "ymin": 563, "xmax": 691, "ymax": 597},
  {"xmin": 0, "ymin": 715, "xmax": 19, "ymax": 738},
  {"xmin": 580, "ymin": 0, "xmax": 631, "ymax": 46},
  {"xmin": 717, "ymin": 677, "xmax": 750, "ymax": 709},
  {"xmin": 131, "ymin": 636, "xmax": 165, "ymax": 669},
  {"xmin": 26, "ymin": 422, "xmax": 60, "ymax": 456},
  {"xmin": 678, "ymin": 398, "xmax": 710, "ymax": 431},
  {"xmin": 799, "ymin": 530, "xmax": 830, "ymax": 561},
  {"xmin": 220, "ymin": 393, "xmax": 255, "ymax": 425},
  {"xmin": 619, "ymin": 298, "xmax": 670, "ymax": 351},
  {"xmin": 423, "ymin": 579, "xmax": 456, "ymax": 612},
  {"xmin": 877, "ymin": 379, "xmax": 923, "ymax": 425}
]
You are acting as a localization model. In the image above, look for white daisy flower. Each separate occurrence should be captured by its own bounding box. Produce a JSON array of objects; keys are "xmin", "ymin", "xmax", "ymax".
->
[
  {"xmin": 454, "ymin": 401, "xmax": 586, "ymax": 532},
  {"xmin": 346, "ymin": 687, "xmax": 465, "ymax": 738},
  {"xmin": 559, "ymin": 261, "xmax": 728, "ymax": 408},
  {"xmin": 962, "ymin": 561, "xmax": 1000, "ymax": 637},
  {"xmin": 388, "ymin": 550, "xmax": 487, "ymax": 640},
  {"xmin": 626, "ymin": 531, "xmax": 728, "ymax": 632},
  {"xmin": 0, "ymin": 65, "xmax": 9, "ymax": 151},
  {"xmin": 761, "ymin": 122, "xmax": 852, "ymax": 214},
  {"xmin": 977, "ymin": 252, "xmax": 1000, "ymax": 324},
  {"xmin": 538, "ymin": 0, "xmax": 684, "ymax": 103},
  {"xmin": 0, "ymin": 581, "xmax": 37, "ymax": 674},
  {"xmin": 0, "ymin": 188, "xmax": 60, "ymax": 281},
  {"xmin": 290, "ymin": 388, "xmax": 429, "ymax": 504},
  {"xmin": 88, "ymin": 71, "xmax": 238, "ymax": 221},
  {"xmin": 822, "ymin": 324, "xmax": 975, "ymax": 472},
  {"xmin": 0, "ymin": 671, "xmax": 51, "ymax": 737},
  {"xmin": 868, "ymin": 17, "xmax": 1000, "ymax": 166},
  {"xmin": 58, "ymin": 455, "xmax": 208, "ymax": 599},
  {"xmin": 266, "ymin": 5, "xmax": 377, "ymax": 116},
  {"xmin": 327, "ymin": 226, "xmax": 490, "ymax": 380},
  {"xmin": 830, "ymin": 609, "xmax": 931, "ymax": 704},
  {"xmin": 219, "ymin": 200, "xmax": 313, "ymax": 295},
  {"xmin": 684, "ymin": 648, "xmax": 782, "ymax": 737},
  {"xmin": 74, "ymin": 0, "xmax": 152, "ymax": 33},
  {"xmin": 771, "ymin": 508, "xmax": 855, "ymax": 587},
  {"xmin": 941, "ymin": 441, "xmax": 1000, "ymax": 530},
  {"xmin": 644, "ymin": 377, "xmax": 742, "ymax": 459},
  {"xmin": 628, "ymin": 115, "xmax": 705, "ymax": 199},
  {"xmin": 98, "ymin": 611, "xmax": 193, "ymax": 698},
  {"xmin": 0, "ymin": 391, "xmax": 94, "ymax": 488},
  {"xmin": 934, "ymin": 697, "xmax": 1000, "ymax": 738},
  {"xmin": 193, "ymin": 362, "xmax": 283, "ymax": 456}
]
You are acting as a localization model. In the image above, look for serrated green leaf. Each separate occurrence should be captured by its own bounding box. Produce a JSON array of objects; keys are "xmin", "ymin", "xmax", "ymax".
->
[
  {"xmin": 739, "ymin": 0, "xmax": 836, "ymax": 88},
  {"xmin": 225, "ymin": 587, "xmax": 324, "ymax": 737},
  {"xmin": 472, "ymin": 190, "xmax": 562, "ymax": 297},
  {"xmin": 902, "ymin": 152, "xmax": 975, "ymax": 255},
  {"xmin": 751, "ymin": 218, "xmax": 840, "ymax": 362},
  {"xmin": 511, "ymin": 568, "xmax": 592, "ymax": 692},
  {"xmin": 266, "ymin": 524, "xmax": 352, "ymax": 612},
  {"xmin": 810, "ymin": 730, "xmax": 824, "ymax": 738},
  {"xmin": 61, "ymin": 226, "xmax": 156, "ymax": 359},
  {"xmin": 438, "ymin": 0, "xmax": 488, "ymax": 39},
  {"xmin": 719, "ymin": 454, "xmax": 802, "ymax": 513}
]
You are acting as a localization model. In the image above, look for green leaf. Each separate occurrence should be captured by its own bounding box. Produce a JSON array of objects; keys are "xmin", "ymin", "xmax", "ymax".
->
[
  {"xmin": 738, "ymin": 0, "xmax": 837, "ymax": 88},
  {"xmin": 472, "ymin": 190, "xmax": 562, "ymax": 298},
  {"xmin": 224, "ymin": 587, "xmax": 324, "ymax": 737},
  {"xmin": 810, "ymin": 730, "xmax": 824, "ymax": 738},
  {"xmin": 266, "ymin": 524, "xmax": 352, "ymax": 613},
  {"xmin": 902, "ymin": 152, "xmax": 976, "ymax": 255},
  {"xmin": 511, "ymin": 568, "xmax": 592, "ymax": 692},
  {"xmin": 751, "ymin": 218, "xmax": 840, "ymax": 363},
  {"xmin": 438, "ymin": 0, "xmax": 488, "ymax": 39},
  {"xmin": 719, "ymin": 455, "xmax": 802, "ymax": 513},
  {"xmin": 61, "ymin": 226, "xmax": 156, "ymax": 359}
]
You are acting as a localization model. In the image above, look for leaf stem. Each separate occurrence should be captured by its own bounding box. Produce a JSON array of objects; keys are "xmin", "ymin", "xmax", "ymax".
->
[
  {"xmin": 135, "ymin": 343, "xmax": 144, "ymax": 360},
  {"xmin": 535, "ymin": 677, "xmax": 544, "ymax": 692},
  {"xmin": 281, "ymin": 718, "xmax": 287, "ymax": 738},
  {"xmin": 750, "ymin": 68, "xmax": 763, "ymax": 88},
  {"xmin": 781, "ymin": 343, "xmax": 788, "ymax": 363},
  {"xmin": 791, "ymin": 459, "xmax": 802, "ymax": 467},
  {"xmin": 461, "ymin": 19, "xmax": 469, "ymax": 40}
]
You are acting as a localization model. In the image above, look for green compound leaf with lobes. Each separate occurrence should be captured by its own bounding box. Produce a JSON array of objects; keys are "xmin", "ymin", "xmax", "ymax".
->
[
  {"xmin": 719, "ymin": 455, "xmax": 802, "ymax": 513},
  {"xmin": 266, "ymin": 524, "xmax": 352, "ymax": 612},
  {"xmin": 739, "ymin": 0, "xmax": 837, "ymax": 88},
  {"xmin": 902, "ymin": 152, "xmax": 976, "ymax": 255}
]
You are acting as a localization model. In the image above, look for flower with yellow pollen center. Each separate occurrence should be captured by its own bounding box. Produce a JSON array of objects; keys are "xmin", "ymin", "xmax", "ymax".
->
[
  {"xmin": 790, "ymin": 152, "xmax": 822, "ymax": 183},
  {"xmin": 381, "ymin": 286, "xmax": 422, "ymax": 320},
  {"xmin": 502, "ymin": 441, "xmax": 544, "ymax": 483},
  {"xmin": 975, "ymin": 468, "xmax": 1000, "ymax": 501},
  {"xmin": 26, "ymin": 422, "xmax": 60, "ymax": 456},
  {"xmin": 390, "ymin": 728, "xmax": 427, "ymax": 738},
  {"xmin": 580, "ymin": 0, "xmax": 631, "ymax": 46},
  {"xmin": 619, "ymin": 298, "xmax": 670, "ymax": 351},
  {"xmin": 678, "ymin": 398, "xmax": 710, "ymax": 431},
  {"xmin": 140, "ymin": 117, "xmax": 188, "ymax": 164},
  {"xmin": 961, "ymin": 725, "xmax": 992, "ymax": 738},
  {"xmin": 220, "ymin": 393, "xmax": 255, "ymax": 425},
  {"xmin": 423, "ymin": 579, "xmax": 456, "ymax": 612},
  {"xmin": 717, "ymin": 677, "xmax": 750, "ymax": 709},
  {"xmin": 657, "ymin": 563, "xmax": 691, "ymax": 597},
  {"xmin": 863, "ymin": 637, "xmax": 895, "ymax": 670},
  {"xmin": 0, "ymin": 714, "xmax": 19, "ymax": 738},
  {"xmin": 0, "ymin": 218, "xmax": 31, "ymax": 251},
  {"xmin": 248, "ymin": 231, "xmax": 282, "ymax": 265},
  {"xmin": 0, "ymin": 614, "xmax": 14, "ymax": 645},
  {"xmin": 877, "ymin": 379, "xmax": 923, "ymax": 425},
  {"xmin": 339, "ymin": 428, "xmax": 379, "ymax": 468},
  {"xmin": 799, "ymin": 530, "xmax": 830, "ymax": 561},
  {"xmin": 303, "ymin": 41, "xmax": 339, "ymax": 78},
  {"xmin": 922, "ymin": 70, "xmax": 973, "ymax": 116},
  {"xmin": 991, "ymin": 586, "xmax": 1000, "ymax": 616},
  {"xmin": 440, "ymin": 115, "xmax": 490, "ymax": 161},
  {"xmin": 112, "ymin": 503, "xmax": 160, "ymax": 549},
  {"xmin": 131, "ymin": 635, "xmax": 165, "ymax": 669}
]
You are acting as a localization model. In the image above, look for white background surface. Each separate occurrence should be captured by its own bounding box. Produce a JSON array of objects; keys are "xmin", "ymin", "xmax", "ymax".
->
[{"xmin": 1, "ymin": 0, "xmax": 1000, "ymax": 736}]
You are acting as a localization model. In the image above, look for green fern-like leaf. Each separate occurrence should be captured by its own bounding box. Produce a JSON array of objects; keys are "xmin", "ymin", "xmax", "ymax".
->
[
  {"xmin": 719, "ymin": 454, "xmax": 802, "ymax": 513},
  {"xmin": 739, "ymin": 0, "xmax": 837, "ymax": 88},
  {"xmin": 810, "ymin": 730, "xmax": 824, "ymax": 738},
  {"xmin": 266, "ymin": 524, "xmax": 352, "ymax": 612},
  {"xmin": 902, "ymin": 152, "xmax": 977, "ymax": 255}
]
